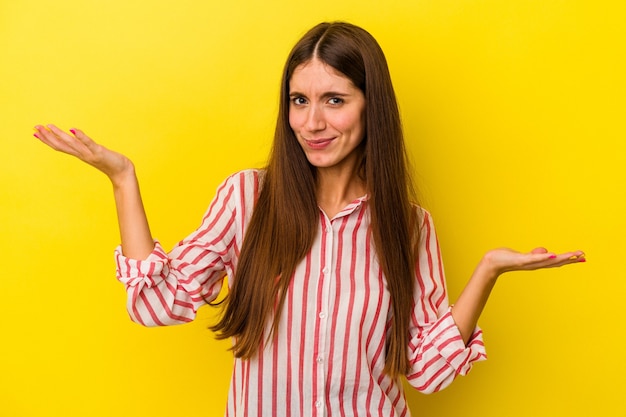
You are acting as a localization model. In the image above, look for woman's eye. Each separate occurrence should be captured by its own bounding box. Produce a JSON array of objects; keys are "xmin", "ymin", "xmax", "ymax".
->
[
  {"xmin": 328, "ymin": 97, "xmax": 344, "ymax": 105},
  {"xmin": 292, "ymin": 97, "xmax": 307, "ymax": 105}
]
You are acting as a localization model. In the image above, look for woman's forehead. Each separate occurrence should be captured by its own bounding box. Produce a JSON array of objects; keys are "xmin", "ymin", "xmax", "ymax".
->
[{"xmin": 289, "ymin": 58, "xmax": 357, "ymax": 93}]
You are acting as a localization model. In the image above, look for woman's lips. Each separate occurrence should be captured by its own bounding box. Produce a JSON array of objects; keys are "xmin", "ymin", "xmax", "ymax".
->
[{"xmin": 304, "ymin": 138, "xmax": 334, "ymax": 150}]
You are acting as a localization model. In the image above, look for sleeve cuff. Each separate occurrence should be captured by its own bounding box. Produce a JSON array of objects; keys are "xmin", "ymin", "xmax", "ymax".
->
[
  {"xmin": 421, "ymin": 309, "xmax": 487, "ymax": 375},
  {"xmin": 114, "ymin": 241, "xmax": 169, "ymax": 288}
]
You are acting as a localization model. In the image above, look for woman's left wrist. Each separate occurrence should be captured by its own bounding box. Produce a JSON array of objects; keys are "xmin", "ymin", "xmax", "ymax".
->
[{"xmin": 475, "ymin": 254, "xmax": 502, "ymax": 284}]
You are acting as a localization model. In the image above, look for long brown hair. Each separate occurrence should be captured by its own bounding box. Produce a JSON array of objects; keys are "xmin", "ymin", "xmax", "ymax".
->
[{"xmin": 211, "ymin": 22, "xmax": 417, "ymax": 377}]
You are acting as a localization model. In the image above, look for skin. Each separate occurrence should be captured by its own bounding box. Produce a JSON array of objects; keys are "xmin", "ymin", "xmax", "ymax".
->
[
  {"xmin": 34, "ymin": 124, "xmax": 154, "ymax": 261},
  {"xmin": 452, "ymin": 246, "xmax": 584, "ymax": 343},
  {"xmin": 289, "ymin": 58, "xmax": 367, "ymax": 219},
  {"xmin": 33, "ymin": 65, "xmax": 585, "ymax": 346}
]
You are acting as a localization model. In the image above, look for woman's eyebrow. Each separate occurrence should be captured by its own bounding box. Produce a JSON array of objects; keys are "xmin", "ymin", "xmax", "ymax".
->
[{"xmin": 289, "ymin": 90, "xmax": 351, "ymax": 98}]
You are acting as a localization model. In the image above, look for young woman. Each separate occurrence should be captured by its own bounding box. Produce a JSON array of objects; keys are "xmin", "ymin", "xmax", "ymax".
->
[{"xmin": 34, "ymin": 22, "xmax": 585, "ymax": 417}]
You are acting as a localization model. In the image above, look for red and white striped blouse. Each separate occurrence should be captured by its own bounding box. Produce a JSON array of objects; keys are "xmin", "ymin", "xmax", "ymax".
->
[{"xmin": 115, "ymin": 169, "xmax": 486, "ymax": 417}]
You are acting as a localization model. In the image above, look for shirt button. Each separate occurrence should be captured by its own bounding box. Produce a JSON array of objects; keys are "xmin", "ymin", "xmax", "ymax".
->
[
  {"xmin": 316, "ymin": 356, "xmax": 324, "ymax": 363},
  {"xmin": 322, "ymin": 267, "xmax": 330, "ymax": 275},
  {"xmin": 325, "ymin": 226, "xmax": 331, "ymax": 233},
  {"xmin": 319, "ymin": 312, "xmax": 326, "ymax": 319},
  {"xmin": 315, "ymin": 400, "xmax": 322, "ymax": 408}
]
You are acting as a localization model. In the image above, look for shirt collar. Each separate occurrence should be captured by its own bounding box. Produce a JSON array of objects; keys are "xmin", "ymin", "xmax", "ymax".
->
[{"xmin": 323, "ymin": 194, "xmax": 369, "ymax": 220}]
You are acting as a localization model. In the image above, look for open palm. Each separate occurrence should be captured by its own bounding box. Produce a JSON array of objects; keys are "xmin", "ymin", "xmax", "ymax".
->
[
  {"xmin": 483, "ymin": 246, "xmax": 585, "ymax": 276},
  {"xmin": 34, "ymin": 124, "xmax": 133, "ymax": 184}
]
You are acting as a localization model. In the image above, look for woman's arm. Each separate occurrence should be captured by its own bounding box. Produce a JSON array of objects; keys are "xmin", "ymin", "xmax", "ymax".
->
[
  {"xmin": 34, "ymin": 124, "xmax": 154, "ymax": 259},
  {"xmin": 405, "ymin": 210, "xmax": 585, "ymax": 393},
  {"xmin": 451, "ymin": 247, "xmax": 586, "ymax": 344}
]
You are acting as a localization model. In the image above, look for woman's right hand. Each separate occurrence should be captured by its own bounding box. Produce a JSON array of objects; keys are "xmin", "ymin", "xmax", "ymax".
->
[
  {"xmin": 34, "ymin": 124, "xmax": 134, "ymax": 186},
  {"xmin": 35, "ymin": 124, "xmax": 155, "ymax": 258}
]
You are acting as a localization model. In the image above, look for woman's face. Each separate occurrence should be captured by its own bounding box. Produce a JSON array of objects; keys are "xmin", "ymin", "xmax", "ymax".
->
[{"xmin": 288, "ymin": 58, "xmax": 366, "ymax": 173}]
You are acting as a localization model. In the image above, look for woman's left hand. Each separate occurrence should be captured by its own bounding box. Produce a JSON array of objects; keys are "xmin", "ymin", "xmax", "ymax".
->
[{"xmin": 481, "ymin": 247, "xmax": 585, "ymax": 277}]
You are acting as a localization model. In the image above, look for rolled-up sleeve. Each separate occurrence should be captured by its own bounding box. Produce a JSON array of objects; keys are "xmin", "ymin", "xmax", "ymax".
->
[
  {"xmin": 114, "ymin": 172, "xmax": 251, "ymax": 327},
  {"xmin": 405, "ymin": 209, "xmax": 487, "ymax": 394}
]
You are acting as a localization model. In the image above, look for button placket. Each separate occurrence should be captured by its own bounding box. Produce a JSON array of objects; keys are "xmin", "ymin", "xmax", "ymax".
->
[{"xmin": 314, "ymin": 215, "xmax": 333, "ymax": 417}]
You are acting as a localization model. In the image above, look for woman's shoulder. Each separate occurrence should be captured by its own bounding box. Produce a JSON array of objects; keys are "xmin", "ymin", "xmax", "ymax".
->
[
  {"xmin": 216, "ymin": 169, "xmax": 266, "ymax": 202},
  {"xmin": 221, "ymin": 168, "xmax": 266, "ymax": 188},
  {"xmin": 409, "ymin": 203, "xmax": 435, "ymax": 230}
]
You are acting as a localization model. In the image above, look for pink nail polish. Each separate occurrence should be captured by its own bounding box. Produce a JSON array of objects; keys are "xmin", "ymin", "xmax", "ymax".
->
[
  {"xmin": 549, "ymin": 255, "xmax": 557, "ymax": 259},
  {"xmin": 70, "ymin": 129, "xmax": 76, "ymax": 135},
  {"xmin": 579, "ymin": 258, "xmax": 586, "ymax": 263},
  {"xmin": 33, "ymin": 133, "xmax": 40, "ymax": 139}
]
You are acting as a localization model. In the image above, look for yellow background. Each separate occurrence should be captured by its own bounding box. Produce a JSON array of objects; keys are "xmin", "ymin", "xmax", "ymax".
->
[{"xmin": 1, "ymin": 0, "xmax": 624, "ymax": 416}]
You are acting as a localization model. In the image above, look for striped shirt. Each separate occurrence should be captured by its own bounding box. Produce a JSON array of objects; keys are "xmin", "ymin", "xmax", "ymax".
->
[{"xmin": 115, "ymin": 169, "xmax": 486, "ymax": 417}]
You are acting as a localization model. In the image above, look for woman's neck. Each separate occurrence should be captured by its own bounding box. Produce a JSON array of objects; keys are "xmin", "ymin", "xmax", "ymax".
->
[{"xmin": 315, "ymin": 165, "xmax": 366, "ymax": 219}]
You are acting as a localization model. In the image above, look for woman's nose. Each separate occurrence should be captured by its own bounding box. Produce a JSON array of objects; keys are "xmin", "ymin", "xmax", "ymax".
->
[{"xmin": 304, "ymin": 105, "xmax": 325, "ymax": 131}]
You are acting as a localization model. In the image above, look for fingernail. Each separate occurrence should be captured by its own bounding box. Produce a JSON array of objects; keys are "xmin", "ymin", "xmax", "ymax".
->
[
  {"xmin": 549, "ymin": 255, "xmax": 557, "ymax": 259},
  {"xmin": 70, "ymin": 129, "xmax": 76, "ymax": 135},
  {"xmin": 33, "ymin": 133, "xmax": 40, "ymax": 139},
  {"xmin": 579, "ymin": 258, "xmax": 586, "ymax": 263}
]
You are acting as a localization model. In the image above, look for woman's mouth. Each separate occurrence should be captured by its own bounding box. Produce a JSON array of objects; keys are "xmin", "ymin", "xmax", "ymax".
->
[{"xmin": 304, "ymin": 138, "xmax": 334, "ymax": 150}]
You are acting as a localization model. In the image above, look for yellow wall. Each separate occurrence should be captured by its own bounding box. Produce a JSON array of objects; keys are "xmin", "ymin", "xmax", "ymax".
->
[{"xmin": 2, "ymin": 1, "xmax": 624, "ymax": 416}]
